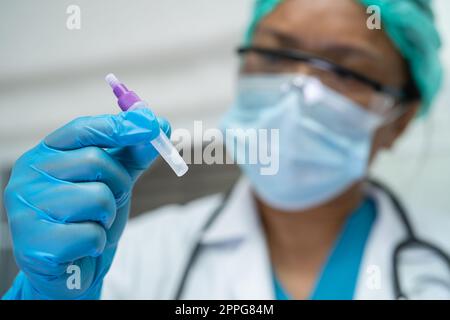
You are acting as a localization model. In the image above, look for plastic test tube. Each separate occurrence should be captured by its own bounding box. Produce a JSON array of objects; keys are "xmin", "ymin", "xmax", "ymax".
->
[{"xmin": 105, "ymin": 73, "xmax": 188, "ymax": 177}]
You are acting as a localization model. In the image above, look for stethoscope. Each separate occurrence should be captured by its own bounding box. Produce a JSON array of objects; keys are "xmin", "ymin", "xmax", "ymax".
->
[
  {"xmin": 173, "ymin": 179, "xmax": 450, "ymax": 300},
  {"xmin": 369, "ymin": 180, "xmax": 450, "ymax": 299}
]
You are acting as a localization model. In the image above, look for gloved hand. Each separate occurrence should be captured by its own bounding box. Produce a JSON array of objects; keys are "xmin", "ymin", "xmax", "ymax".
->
[{"xmin": 2, "ymin": 108, "xmax": 170, "ymax": 300}]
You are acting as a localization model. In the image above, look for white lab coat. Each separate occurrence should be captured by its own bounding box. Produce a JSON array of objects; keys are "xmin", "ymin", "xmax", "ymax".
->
[{"xmin": 102, "ymin": 179, "xmax": 450, "ymax": 300}]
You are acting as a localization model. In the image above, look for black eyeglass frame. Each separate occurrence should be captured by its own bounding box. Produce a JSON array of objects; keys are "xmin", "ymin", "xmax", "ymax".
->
[{"xmin": 237, "ymin": 46, "xmax": 419, "ymax": 103}]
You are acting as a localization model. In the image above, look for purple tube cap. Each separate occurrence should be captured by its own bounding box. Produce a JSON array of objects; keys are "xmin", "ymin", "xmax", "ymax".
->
[{"xmin": 105, "ymin": 73, "xmax": 142, "ymax": 111}]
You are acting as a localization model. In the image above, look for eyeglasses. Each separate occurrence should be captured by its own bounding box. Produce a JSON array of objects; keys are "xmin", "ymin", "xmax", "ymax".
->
[{"xmin": 237, "ymin": 46, "xmax": 419, "ymax": 110}]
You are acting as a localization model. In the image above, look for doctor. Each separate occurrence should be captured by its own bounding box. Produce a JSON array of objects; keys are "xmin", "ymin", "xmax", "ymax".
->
[{"xmin": 3, "ymin": 0, "xmax": 449, "ymax": 300}]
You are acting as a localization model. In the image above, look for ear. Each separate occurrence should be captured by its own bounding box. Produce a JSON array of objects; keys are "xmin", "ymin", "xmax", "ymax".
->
[{"xmin": 383, "ymin": 100, "xmax": 420, "ymax": 149}]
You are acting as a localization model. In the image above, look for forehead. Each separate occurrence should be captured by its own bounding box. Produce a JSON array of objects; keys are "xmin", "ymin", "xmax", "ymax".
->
[
  {"xmin": 258, "ymin": 0, "xmax": 380, "ymax": 46},
  {"xmin": 253, "ymin": 0, "xmax": 408, "ymax": 86}
]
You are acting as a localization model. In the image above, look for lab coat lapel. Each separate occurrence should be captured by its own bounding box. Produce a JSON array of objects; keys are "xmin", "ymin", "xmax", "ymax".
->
[
  {"xmin": 200, "ymin": 179, "xmax": 275, "ymax": 299},
  {"xmin": 230, "ymin": 207, "xmax": 274, "ymax": 299},
  {"xmin": 353, "ymin": 184, "xmax": 407, "ymax": 300}
]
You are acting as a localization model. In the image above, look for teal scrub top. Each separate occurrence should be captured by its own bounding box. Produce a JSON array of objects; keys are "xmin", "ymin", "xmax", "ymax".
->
[{"xmin": 273, "ymin": 197, "xmax": 377, "ymax": 300}]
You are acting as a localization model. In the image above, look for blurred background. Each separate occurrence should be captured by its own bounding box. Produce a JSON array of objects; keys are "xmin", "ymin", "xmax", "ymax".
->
[{"xmin": 0, "ymin": 0, "xmax": 449, "ymax": 294}]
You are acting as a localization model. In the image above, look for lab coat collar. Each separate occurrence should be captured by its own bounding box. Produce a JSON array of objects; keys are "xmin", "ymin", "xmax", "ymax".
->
[
  {"xmin": 199, "ymin": 178, "xmax": 275, "ymax": 299},
  {"xmin": 354, "ymin": 182, "xmax": 407, "ymax": 299}
]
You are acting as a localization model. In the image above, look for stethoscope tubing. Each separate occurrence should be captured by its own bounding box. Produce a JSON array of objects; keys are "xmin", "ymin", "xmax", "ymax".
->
[{"xmin": 173, "ymin": 179, "xmax": 450, "ymax": 300}]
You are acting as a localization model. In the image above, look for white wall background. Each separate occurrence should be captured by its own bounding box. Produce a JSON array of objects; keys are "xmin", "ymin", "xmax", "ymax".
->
[
  {"xmin": 0, "ymin": 0, "xmax": 449, "ymax": 238},
  {"xmin": 0, "ymin": 0, "xmax": 253, "ymax": 159}
]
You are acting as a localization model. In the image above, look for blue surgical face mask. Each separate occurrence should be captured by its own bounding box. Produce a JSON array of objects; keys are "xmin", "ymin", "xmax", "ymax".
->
[{"xmin": 220, "ymin": 74, "xmax": 384, "ymax": 211}]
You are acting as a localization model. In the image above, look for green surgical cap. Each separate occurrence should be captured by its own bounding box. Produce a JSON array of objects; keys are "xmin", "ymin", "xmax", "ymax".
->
[{"xmin": 244, "ymin": 0, "xmax": 443, "ymax": 115}]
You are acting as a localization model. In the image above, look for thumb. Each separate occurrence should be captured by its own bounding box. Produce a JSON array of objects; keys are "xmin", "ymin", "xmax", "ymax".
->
[
  {"xmin": 106, "ymin": 117, "xmax": 171, "ymax": 180},
  {"xmin": 44, "ymin": 108, "xmax": 160, "ymax": 150}
]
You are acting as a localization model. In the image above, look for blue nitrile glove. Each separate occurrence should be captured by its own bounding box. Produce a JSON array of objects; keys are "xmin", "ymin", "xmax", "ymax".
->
[{"xmin": 2, "ymin": 108, "xmax": 170, "ymax": 300}]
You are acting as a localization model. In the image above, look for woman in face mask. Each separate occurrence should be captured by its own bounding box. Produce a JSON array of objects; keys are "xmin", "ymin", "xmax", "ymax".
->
[
  {"xmin": 4, "ymin": 0, "xmax": 447, "ymax": 300},
  {"xmin": 219, "ymin": 0, "xmax": 445, "ymax": 299}
]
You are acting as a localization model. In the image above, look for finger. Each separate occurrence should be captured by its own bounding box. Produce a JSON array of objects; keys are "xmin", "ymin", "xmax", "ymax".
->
[
  {"xmin": 34, "ymin": 145, "xmax": 132, "ymax": 201},
  {"xmin": 107, "ymin": 116, "xmax": 172, "ymax": 180},
  {"xmin": 158, "ymin": 116, "xmax": 171, "ymax": 137},
  {"xmin": 44, "ymin": 108, "xmax": 160, "ymax": 151},
  {"xmin": 52, "ymin": 222, "xmax": 107, "ymax": 262},
  {"xmin": 101, "ymin": 119, "xmax": 169, "ymax": 241},
  {"xmin": 21, "ymin": 181, "xmax": 117, "ymax": 229},
  {"xmin": 10, "ymin": 213, "xmax": 107, "ymax": 265},
  {"xmin": 105, "ymin": 203, "xmax": 130, "ymax": 248}
]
